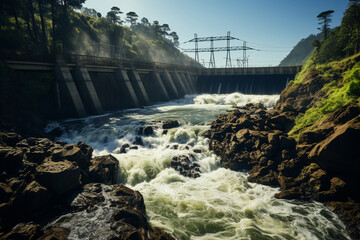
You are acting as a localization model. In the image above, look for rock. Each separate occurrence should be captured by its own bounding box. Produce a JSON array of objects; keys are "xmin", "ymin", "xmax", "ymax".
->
[
  {"xmin": 138, "ymin": 126, "xmax": 154, "ymax": 136},
  {"xmin": 36, "ymin": 160, "xmax": 81, "ymax": 195},
  {"xmin": 308, "ymin": 117, "xmax": 360, "ymax": 199},
  {"xmin": 0, "ymin": 132, "xmax": 21, "ymax": 147},
  {"xmin": 0, "ymin": 147, "xmax": 24, "ymax": 174},
  {"xmin": 171, "ymin": 155, "xmax": 201, "ymax": 178},
  {"xmin": 3, "ymin": 181, "xmax": 52, "ymax": 225},
  {"xmin": 0, "ymin": 223, "xmax": 43, "ymax": 240},
  {"xmin": 162, "ymin": 120, "xmax": 180, "ymax": 129},
  {"xmin": 133, "ymin": 136, "xmax": 143, "ymax": 146},
  {"xmin": 52, "ymin": 142, "xmax": 92, "ymax": 170},
  {"xmin": 112, "ymin": 208, "xmax": 149, "ymax": 229},
  {"xmin": 38, "ymin": 227, "xmax": 70, "ymax": 240},
  {"xmin": 120, "ymin": 144, "xmax": 130, "ymax": 153},
  {"xmin": 326, "ymin": 201, "xmax": 360, "ymax": 239},
  {"xmin": 0, "ymin": 183, "xmax": 13, "ymax": 204},
  {"xmin": 70, "ymin": 183, "xmax": 105, "ymax": 212},
  {"xmin": 88, "ymin": 155, "xmax": 118, "ymax": 184},
  {"xmin": 111, "ymin": 185, "xmax": 146, "ymax": 214}
]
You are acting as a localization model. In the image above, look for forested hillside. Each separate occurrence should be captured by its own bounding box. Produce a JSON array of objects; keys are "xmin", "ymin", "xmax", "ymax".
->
[{"xmin": 0, "ymin": 0, "xmax": 196, "ymax": 65}]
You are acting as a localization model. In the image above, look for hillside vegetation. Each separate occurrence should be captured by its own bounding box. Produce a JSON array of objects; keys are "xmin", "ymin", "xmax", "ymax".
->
[
  {"xmin": 277, "ymin": 2, "xmax": 360, "ymax": 139},
  {"xmin": 0, "ymin": 1, "xmax": 196, "ymax": 65}
]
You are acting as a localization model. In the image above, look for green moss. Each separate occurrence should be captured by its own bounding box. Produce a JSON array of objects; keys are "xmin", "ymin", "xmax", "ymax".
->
[{"xmin": 289, "ymin": 54, "xmax": 360, "ymax": 139}]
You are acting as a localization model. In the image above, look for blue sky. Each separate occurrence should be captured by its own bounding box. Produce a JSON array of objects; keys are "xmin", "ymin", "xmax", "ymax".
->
[{"xmin": 83, "ymin": 0, "xmax": 348, "ymax": 67}]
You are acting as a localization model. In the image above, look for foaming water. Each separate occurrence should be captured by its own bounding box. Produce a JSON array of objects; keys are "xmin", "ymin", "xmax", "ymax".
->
[{"xmin": 48, "ymin": 93, "xmax": 350, "ymax": 240}]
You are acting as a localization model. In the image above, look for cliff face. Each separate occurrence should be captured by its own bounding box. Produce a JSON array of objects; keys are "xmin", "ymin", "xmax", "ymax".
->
[{"xmin": 206, "ymin": 54, "xmax": 360, "ymax": 239}]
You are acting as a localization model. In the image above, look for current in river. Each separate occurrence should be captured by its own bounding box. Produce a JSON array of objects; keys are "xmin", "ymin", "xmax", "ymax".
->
[{"xmin": 46, "ymin": 93, "xmax": 350, "ymax": 240}]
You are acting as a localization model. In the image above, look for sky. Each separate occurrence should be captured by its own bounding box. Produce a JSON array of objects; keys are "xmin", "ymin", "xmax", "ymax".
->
[{"xmin": 83, "ymin": 0, "xmax": 349, "ymax": 67}]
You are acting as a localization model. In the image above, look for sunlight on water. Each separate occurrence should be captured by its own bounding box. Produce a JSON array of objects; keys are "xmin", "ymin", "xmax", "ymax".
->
[{"xmin": 48, "ymin": 93, "xmax": 350, "ymax": 240}]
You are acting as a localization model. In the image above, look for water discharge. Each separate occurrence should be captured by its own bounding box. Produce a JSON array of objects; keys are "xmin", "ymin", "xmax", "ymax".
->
[{"xmin": 48, "ymin": 93, "xmax": 350, "ymax": 240}]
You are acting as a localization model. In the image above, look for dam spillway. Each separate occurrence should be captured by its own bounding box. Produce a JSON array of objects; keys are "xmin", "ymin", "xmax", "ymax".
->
[{"xmin": 5, "ymin": 55, "xmax": 301, "ymax": 118}]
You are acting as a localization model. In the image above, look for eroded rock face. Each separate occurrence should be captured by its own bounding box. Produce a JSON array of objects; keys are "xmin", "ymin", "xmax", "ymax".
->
[
  {"xmin": 36, "ymin": 160, "xmax": 81, "ymax": 195},
  {"xmin": 89, "ymin": 155, "xmax": 119, "ymax": 184},
  {"xmin": 206, "ymin": 97, "xmax": 360, "ymax": 239}
]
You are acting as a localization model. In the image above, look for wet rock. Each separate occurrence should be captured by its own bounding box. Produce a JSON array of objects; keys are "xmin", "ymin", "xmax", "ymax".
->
[
  {"xmin": 162, "ymin": 120, "xmax": 180, "ymax": 129},
  {"xmin": 133, "ymin": 136, "xmax": 143, "ymax": 146},
  {"xmin": 111, "ymin": 185, "xmax": 146, "ymax": 213},
  {"xmin": 0, "ymin": 223, "xmax": 43, "ymax": 240},
  {"xmin": 171, "ymin": 155, "xmax": 201, "ymax": 178},
  {"xmin": 326, "ymin": 201, "xmax": 360, "ymax": 239},
  {"xmin": 70, "ymin": 183, "xmax": 105, "ymax": 212},
  {"xmin": 137, "ymin": 126, "xmax": 154, "ymax": 136},
  {"xmin": 120, "ymin": 144, "xmax": 130, "ymax": 153},
  {"xmin": 88, "ymin": 155, "xmax": 118, "ymax": 184},
  {"xmin": 38, "ymin": 227, "xmax": 70, "ymax": 240},
  {"xmin": 112, "ymin": 208, "xmax": 149, "ymax": 229},
  {"xmin": 35, "ymin": 160, "xmax": 81, "ymax": 195}
]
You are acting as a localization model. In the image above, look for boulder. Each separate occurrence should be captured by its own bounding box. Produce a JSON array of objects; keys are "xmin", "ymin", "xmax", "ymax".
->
[
  {"xmin": 70, "ymin": 183, "xmax": 105, "ymax": 212},
  {"xmin": 88, "ymin": 155, "xmax": 118, "ymax": 184},
  {"xmin": 0, "ymin": 132, "xmax": 21, "ymax": 147},
  {"xmin": 309, "ymin": 117, "xmax": 360, "ymax": 190},
  {"xmin": 111, "ymin": 185, "xmax": 146, "ymax": 214},
  {"xmin": 0, "ymin": 183, "xmax": 13, "ymax": 204},
  {"xmin": 38, "ymin": 227, "xmax": 70, "ymax": 240},
  {"xmin": 52, "ymin": 143, "xmax": 92, "ymax": 170},
  {"xmin": 111, "ymin": 208, "xmax": 149, "ymax": 229},
  {"xmin": 0, "ymin": 147, "xmax": 24, "ymax": 173},
  {"xmin": 36, "ymin": 160, "xmax": 81, "ymax": 195},
  {"xmin": 162, "ymin": 120, "xmax": 180, "ymax": 129},
  {"xmin": 0, "ymin": 223, "xmax": 42, "ymax": 240}
]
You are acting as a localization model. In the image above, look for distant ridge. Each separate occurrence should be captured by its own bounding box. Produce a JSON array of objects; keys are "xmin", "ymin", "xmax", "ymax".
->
[{"xmin": 279, "ymin": 33, "xmax": 322, "ymax": 66}]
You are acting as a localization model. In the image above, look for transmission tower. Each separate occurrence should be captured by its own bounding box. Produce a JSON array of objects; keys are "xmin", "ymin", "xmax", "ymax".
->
[
  {"xmin": 194, "ymin": 33, "xmax": 199, "ymax": 64},
  {"xmin": 225, "ymin": 31, "xmax": 232, "ymax": 68},
  {"xmin": 185, "ymin": 32, "xmax": 240, "ymax": 68}
]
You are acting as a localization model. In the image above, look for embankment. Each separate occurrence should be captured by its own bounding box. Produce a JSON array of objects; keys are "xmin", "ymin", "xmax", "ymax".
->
[{"xmin": 206, "ymin": 54, "xmax": 360, "ymax": 239}]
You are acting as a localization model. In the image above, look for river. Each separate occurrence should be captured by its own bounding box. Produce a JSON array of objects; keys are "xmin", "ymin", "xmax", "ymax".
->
[{"xmin": 46, "ymin": 93, "xmax": 350, "ymax": 240}]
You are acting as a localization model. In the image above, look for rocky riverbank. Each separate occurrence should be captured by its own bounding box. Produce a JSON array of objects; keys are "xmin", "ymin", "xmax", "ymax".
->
[
  {"xmin": 0, "ymin": 131, "xmax": 174, "ymax": 240},
  {"xmin": 206, "ymin": 100, "xmax": 360, "ymax": 238}
]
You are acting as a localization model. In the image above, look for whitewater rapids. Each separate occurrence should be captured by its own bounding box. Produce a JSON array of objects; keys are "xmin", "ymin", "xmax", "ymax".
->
[{"xmin": 46, "ymin": 93, "xmax": 350, "ymax": 240}]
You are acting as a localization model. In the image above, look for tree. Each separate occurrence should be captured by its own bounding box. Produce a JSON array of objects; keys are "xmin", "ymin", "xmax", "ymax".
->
[
  {"xmin": 169, "ymin": 31, "xmax": 179, "ymax": 46},
  {"xmin": 126, "ymin": 11, "xmax": 138, "ymax": 26},
  {"xmin": 317, "ymin": 10, "xmax": 334, "ymax": 40},
  {"xmin": 97, "ymin": 12, "xmax": 102, "ymax": 18},
  {"xmin": 141, "ymin": 17, "xmax": 150, "ymax": 27},
  {"xmin": 160, "ymin": 23, "xmax": 170, "ymax": 37},
  {"xmin": 342, "ymin": 1, "xmax": 360, "ymax": 54},
  {"xmin": 38, "ymin": 0, "xmax": 48, "ymax": 51},
  {"xmin": 106, "ymin": 6, "xmax": 123, "ymax": 24},
  {"xmin": 81, "ymin": 7, "xmax": 98, "ymax": 18}
]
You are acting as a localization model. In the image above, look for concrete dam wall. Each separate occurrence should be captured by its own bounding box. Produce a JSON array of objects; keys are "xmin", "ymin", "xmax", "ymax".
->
[{"xmin": 6, "ymin": 56, "xmax": 301, "ymax": 118}]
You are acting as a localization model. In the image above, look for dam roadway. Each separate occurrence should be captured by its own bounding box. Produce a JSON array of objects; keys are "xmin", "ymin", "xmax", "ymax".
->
[{"xmin": 5, "ymin": 55, "xmax": 301, "ymax": 118}]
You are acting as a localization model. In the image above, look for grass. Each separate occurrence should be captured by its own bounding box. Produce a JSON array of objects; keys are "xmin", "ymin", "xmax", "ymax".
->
[{"xmin": 289, "ymin": 54, "xmax": 360, "ymax": 139}]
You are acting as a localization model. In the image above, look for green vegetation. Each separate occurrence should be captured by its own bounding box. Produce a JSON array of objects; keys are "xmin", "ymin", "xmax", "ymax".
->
[
  {"xmin": 0, "ymin": 0, "xmax": 195, "ymax": 65},
  {"xmin": 289, "ymin": 54, "xmax": 360, "ymax": 137},
  {"xmin": 287, "ymin": 1, "xmax": 360, "ymax": 139}
]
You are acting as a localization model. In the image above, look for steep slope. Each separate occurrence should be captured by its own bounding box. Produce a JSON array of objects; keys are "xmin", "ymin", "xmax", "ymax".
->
[{"xmin": 279, "ymin": 33, "xmax": 322, "ymax": 66}]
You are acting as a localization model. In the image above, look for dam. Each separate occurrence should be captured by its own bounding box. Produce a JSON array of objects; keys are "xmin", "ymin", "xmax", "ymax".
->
[{"xmin": 5, "ymin": 55, "xmax": 301, "ymax": 118}]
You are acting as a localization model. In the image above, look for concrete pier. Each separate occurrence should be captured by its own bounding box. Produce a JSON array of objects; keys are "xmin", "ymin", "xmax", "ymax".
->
[
  {"xmin": 151, "ymin": 71, "xmax": 170, "ymax": 101},
  {"xmin": 161, "ymin": 69, "xmax": 179, "ymax": 98},
  {"xmin": 128, "ymin": 68, "xmax": 150, "ymax": 105},
  {"xmin": 55, "ymin": 59, "xmax": 87, "ymax": 117},
  {"xmin": 73, "ymin": 62, "xmax": 103, "ymax": 115},
  {"xmin": 115, "ymin": 68, "xmax": 140, "ymax": 107}
]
